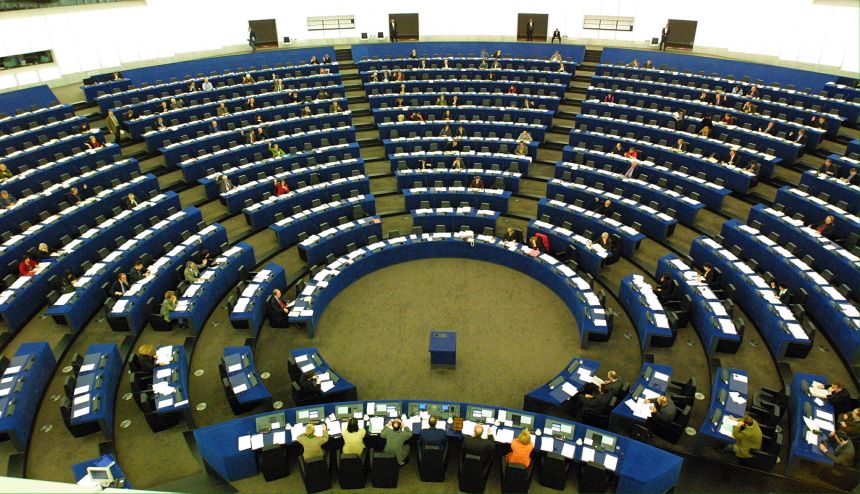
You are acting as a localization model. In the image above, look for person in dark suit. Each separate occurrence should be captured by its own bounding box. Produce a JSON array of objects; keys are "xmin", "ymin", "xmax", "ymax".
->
[
  {"xmin": 598, "ymin": 232, "xmax": 620, "ymax": 264},
  {"xmin": 129, "ymin": 260, "xmax": 149, "ymax": 283},
  {"xmin": 110, "ymin": 272, "xmax": 130, "ymax": 297},
  {"xmin": 551, "ymin": 28, "xmax": 561, "ymax": 44},
  {"xmin": 602, "ymin": 370, "xmax": 622, "ymax": 396},
  {"xmin": 611, "ymin": 142, "xmax": 624, "ymax": 155},
  {"xmin": 726, "ymin": 149, "xmax": 741, "ymax": 167},
  {"xmin": 136, "ymin": 344, "xmax": 157, "ymax": 373},
  {"xmin": 820, "ymin": 430, "xmax": 855, "ymax": 466},
  {"xmin": 297, "ymin": 371, "xmax": 321, "ymax": 398},
  {"xmin": 574, "ymin": 384, "xmax": 612, "ymax": 420},
  {"xmin": 389, "ymin": 19, "xmax": 398, "ymax": 43},
  {"xmin": 774, "ymin": 282, "xmax": 791, "ymax": 304},
  {"xmin": 842, "ymin": 167, "xmax": 859, "ymax": 185},
  {"xmin": 674, "ymin": 138, "xmax": 688, "ymax": 153},
  {"xmin": 419, "ymin": 416, "xmax": 447, "ymax": 447},
  {"xmin": 123, "ymin": 193, "xmax": 138, "ymax": 209},
  {"xmin": 808, "ymin": 215, "xmax": 835, "ymax": 239},
  {"xmin": 66, "ymin": 186, "xmax": 85, "ymax": 205},
  {"xmin": 700, "ymin": 262, "xmax": 716, "ymax": 285},
  {"xmin": 827, "ymin": 383, "xmax": 853, "ymax": 415},
  {"xmin": 659, "ymin": 23, "xmax": 670, "ymax": 51},
  {"xmin": 819, "ymin": 159, "xmax": 838, "ymax": 176},
  {"xmin": 463, "ymin": 424, "xmax": 494, "ymax": 468},
  {"xmin": 268, "ymin": 288, "xmax": 291, "ymax": 327},
  {"xmin": 526, "ymin": 18, "xmax": 535, "ymax": 41},
  {"xmin": 503, "ymin": 227, "xmax": 523, "ymax": 244},
  {"xmin": 649, "ymin": 395, "xmax": 677, "ymax": 422},
  {"xmin": 655, "ymin": 273, "xmax": 673, "ymax": 302},
  {"xmin": 595, "ymin": 198, "xmax": 613, "ymax": 217}
]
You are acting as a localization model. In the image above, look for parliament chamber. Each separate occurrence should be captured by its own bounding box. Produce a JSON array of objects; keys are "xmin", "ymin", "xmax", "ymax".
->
[{"xmin": 0, "ymin": 1, "xmax": 857, "ymax": 493}]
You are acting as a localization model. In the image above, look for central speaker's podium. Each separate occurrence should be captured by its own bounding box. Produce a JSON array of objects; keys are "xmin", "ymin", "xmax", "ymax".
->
[{"xmin": 429, "ymin": 330, "xmax": 456, "ymax": 368}]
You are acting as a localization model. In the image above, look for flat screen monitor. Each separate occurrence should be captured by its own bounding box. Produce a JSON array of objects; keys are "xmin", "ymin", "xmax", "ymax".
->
[
  {"xmin": 86, "ymin": 464, "xmax": 115, "ymax": 488},
  {"xmin": 545, "ymin": 418, "xmax": 575, "ymax": 439},
  {"xmin": 296, "ymin": 406, "xmax": 324, "ymax": 422},
  {"xmin": 466, "ymin": 406, "xmax": 495, "ymax": 423},
  {"xmin": 585, "ymin": 428, "xmax": 617, "ymax": 452},
  {"xmin": 255, "ymin": 412, "xmax": 286, "ymax": 432}
]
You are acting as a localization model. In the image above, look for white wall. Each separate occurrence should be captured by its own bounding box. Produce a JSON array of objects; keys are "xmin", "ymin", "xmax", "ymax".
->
[{"xmin": 0, "ymin": 0, "xmax": 856, "ymax": 92}]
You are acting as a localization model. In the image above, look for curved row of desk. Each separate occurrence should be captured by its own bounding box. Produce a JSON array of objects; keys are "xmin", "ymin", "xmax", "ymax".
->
[
  {"xmin": 194, "ymin": 398, "xmax": 682, "ymax": 493},
  {"xmin": 379, "ymin": 118, "xmax": 547, "ymax": 142},
  {"xmin": 289, "ymin": 233, "xmax": 610, "ymax": 345}
]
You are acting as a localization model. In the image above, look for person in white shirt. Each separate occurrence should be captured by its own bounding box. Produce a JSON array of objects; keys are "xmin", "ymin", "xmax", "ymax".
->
[{"xmin": 201, "ymin": 78, "xmax": 213, "ymax": 91}]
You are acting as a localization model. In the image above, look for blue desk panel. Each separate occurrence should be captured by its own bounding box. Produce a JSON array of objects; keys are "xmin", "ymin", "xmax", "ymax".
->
[
  {"xmin": 384, "ymin": 136, "xmax": 539, "ymax": 160},
  {"xmin": 270, "ymin": 195, "xmax": 376, "ymax": 249},
  {"xmin": 619, "ymin": 274, "xmax": 674, "ymax": 351},
  {"xmin": 229, "ymin": 263, "xmax": 287, "ymax": 335},
  {"xmin": 523, "ymin": 357, "xmax": 600, "ymax": 414},
  {"xmin": 194, "ymin": 398, "xmax": 682, "ymax": 494},
  {"xmin": 798, "ymin": 170, "xmax": 859, "ymax": 213},
  {"xmin": 413, "ymin": 208, "xmax": 500, "ymax": 236},
  {"xmin": 774, "ymin": 186, "xmax": 859, "ymax": 241},
  {"xmin": 698, "ymin": 368, "xmax": 748, "ymax": 446},
  {"xmin": 373, "ymin": 105, "xmax": 554, "ymax": 127},
  {"xmin": 151, "ymin": 345, "xmax": 190, "ymax": 416},
  {"xmin": 0, "ymin": 104, "xmax": 73, "ymax": 135},
  {"xmin": 290, "ymin": 348, "xmax": 357, "ymax": 403},
  {"xmin": 0, "ymin": 85, "xmax": 58, "ymax": 116},
  {"xmin": 396, "ymin": 167, "xmax": 521, "ymax": 193},
  {"xmin": 171, "ymin": 243, "xmax": 256, "ymax": 334},
  {"xmin": 0, "ymin": 143, "xmax": 120, "ymax": 199},
  {"xmin": 609, "ymin": 363, "xmax": 672, "ymax": 430},
  {"xmin": 298, "ymin": 217, "xmax": 383, "ymax": 267},
  {"xmin": 787, "ymin": 373, "xmax": 835, "ymax": 473},
  {"xmin": 3, "ymin": 130, "xmax": 106, "ymax": 174},
  {"xmin": 289, "ymin": 234, "xmax": 608, "ymax": 345},
  {"xmin": 46, "ymin": 207, "xmax": 202, "ymax": 332},
  {"xmin": 538, "ymin": 198, "xmax": 645, "ymax": 258},
  {"xmin": 526, "ymin": 219, "xmax": 607, "ymax": 276},
  {"xmin": 367, "ymin": 79, "xmax": 568, "ymax": 99},
  {"xmin": 690, "ymin": 236, "xmax": 811, "ymax": 359},
  {"xmin": 224, "ymin": 346, "xmax": 271, "ymax": 406},
  {"xmin": 83, "ymin": 78, "xmax": 132, "ymax": 102},
  {"xmin": 71, "ymin": 454, "xmax": 131, "ymax": 489},
  {"xmin": 378, "ymin": 119, "xmax": 547, "ymax": 142},
  {"xmin": 391, "ymin": 151, "xmax": 531, "ymax": 176},
  {"xmin": 70, "ymin": 344, "xmax": 121, "ymax": 438},
  {"xmin": 353, "ymin": 42, "xmax": 585, "ymax": 64},
  {"xmin": 720, "ymin": 219, "xmax": 860, "ymax": 365},
  {"xmin": 402, "ymin": 187, "xmax": 511, "ymax": 213},
  {"xmin": 0, "ymin": 342, "xmax": 55, "ymax": 450},
  {"xmin": 561, "ymin": 146, "xmax": 731, "ymax": 212},
  {"xmin": 656, "ymin": 254, "xmax": 741, "ymax": 356}
]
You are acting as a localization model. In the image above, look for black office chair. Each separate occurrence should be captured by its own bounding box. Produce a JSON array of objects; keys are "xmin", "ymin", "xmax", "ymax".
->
[
  {"xmin": 370, "ymin": 450, "xmax": 399, "ymax": 488},
  {"xmin": 500, "ymin": 459, "xmax": 533, "ymax": 493},
  {"xmin": 299, "ymin": 454, "xmax": 332, "ymax": 492},
  {"xmin": 257, "ymin": 446, "xmax": 290, "ymax": 481},
  {"xmin": 578, "ymin": 461, "xmax": 614, "ymax": 493},
  {"xmin": 140, "ymin": 395, "xmax": 182, "ymax": 433},
  {"xmin": 418, "ymin": 442, "xmax": 448, "ymax": 482},
  {"xmin": 60, "ymin": 397, "xmax": 100, "ymax": 437},
  {"xmin": 459, "ymin": 453, "xmax": 492, "ymax": 493},
  {"xmin": 538, "ymin": 452, "xmax": 570, "ymax": 490},
  {"xmin": 337, "ymin": 451, "xmax": 367, "ymax": 489},
  {"xmin": 291, "ymin": 381, "xmax": 321, "ymax": 407}
]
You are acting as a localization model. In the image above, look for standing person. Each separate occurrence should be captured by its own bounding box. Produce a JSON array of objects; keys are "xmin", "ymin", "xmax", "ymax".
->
[
  {"xmin": 526, "ymin": 18, "xmax": 535, "ymax": 42},
  {"xmin": 248, "ymin": 27, "xmax": 257, "ymax": 53},
  {"xmin": 389, "ymin": 19, "xmax": 398, "ymax": 43},
  {"xmin": 551, "ymin": 28, "xmax": 561, "ymax": 44},
  {"xmin": 659, "ymin": 23, "xmax": 670, "ymax": 51},
  {"xmin": 106, "ymin": 110, "xmax": 122, "ymax": 143}
]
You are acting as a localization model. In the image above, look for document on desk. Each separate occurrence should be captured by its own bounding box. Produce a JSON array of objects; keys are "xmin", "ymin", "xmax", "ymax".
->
[
  {"xmin": 156, "ymin": 368, "xmax": 172, "ymax": 379},
  {"xmin": 728, "ymin": 391, "xmax": 746, "ymax": 404},
  {"xmin": 273, "ymin": 430, "xmax": 286, "ymax": 445},
  {"xmin": 709, "ymin": 302, "xmax": 727, "ymax": 316},
  {"xmin": 72, "ymin": 406, "xmax": 90, "ymax": 418},
  {"xmin": 299, "ymin": 363, "xmax": 314, "ymax": 373},
  {"xmin": 805, "ymin": 430, "xmax": 819, "ymax": 445},
  {"xmin": 73, "ymin": 394, "xmax": 90, "ymax": 405},
  {"xmin": 581, "ymin": 447, "xmax": 596, "ymax": 463},
  {"xmin": 233, "ymin": 383, "xmax": 248, "ymax": 394},
  {"xmin": 655, "ymin": 313, "xmax": 670, "ymax": 328},
  {"xmin": 558, "ymin": 442, "xmax": 575, "ymax": 459},
  {"xmin": 718, "ymin": 318, "xmax": 737, "ymax": 335},
  {"xmin": 237, "ymin": 435, "xmax": 252, "ymax": 451},
  {"xmin": 494, "ymin": 428, "xmax": 515, "ymax": 443},
  {"xmin": 814, "ymin": 418, "xmax": 834, "ymax": 432},
  {"xmin": 561, "ymin": 382, "xmax": 578, "ymax": 397},
  {"xmin": 540, "ymin": 437, "xmax": 554, "ymax": 452},
  {"xmin": 251, "ymin": 434, "xmax": 264, "ymax": 450},
  {"xmin": 642, "ymin": 388, "xmax": 660, "ymax": 400},
  {"xmin": 290, "ymin": 423, "xmax": 306, "ymax": 442},
  {"xmin": 603, "ymin": 454, "xmax": 619, "ymax": 471},
  {"xmin": 369, "ymin": 416, "xmax": 385, "ymax": 434},
  {"xmin": 319, "ymin": 380, "xmax": 335, "ymax": 393}
]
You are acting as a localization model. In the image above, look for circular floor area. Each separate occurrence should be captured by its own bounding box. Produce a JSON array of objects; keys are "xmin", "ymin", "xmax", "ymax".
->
[{"xmin": 287, "ymin": 257, "xmax": 585, "ymax": 409}]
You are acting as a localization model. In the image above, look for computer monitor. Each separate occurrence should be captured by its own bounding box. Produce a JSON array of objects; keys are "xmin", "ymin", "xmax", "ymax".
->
[
  {"xmin": 87, "ymin": 464, "xmax": 115, "ymax": 488},
  {"xmin": 566, "ymin": 359, "xmax": 580, "ymax": 374},
  {"xmin": 311, "ymin": 353, "xmax": 323, "ymax": 367},
  {"xmin": 545, "ymin": 418, "xmax": 575, "ymax": 440},
  {"xmin": 296, "ymin": 406, "xmax": 324, "ymax": 423},
  {"xmin": 407, "ymin": 402, "xmax": 460, "ymax": 419},
  {"xmin": 631, "ymin": 384, "xmax": 645, "ymax": 399},
  {"xmin": 718, "ymin": 389, "xmax": 727, "ymax": 405},
  {"xmin": 334, "ymin": 403, "xmax": 362, "ymax": 419},
  {"xmin": 720, "ymin": 368, "xmax": 729, "ymax": 384},
  {"xmin": 367, "ymin": 401, "xmax": 401, "ymax": 417},
  {"xmin": 466, "ymin": 405, "xmax": 495, "ymax": 423},
  {"xmin": 585, "ymin": 428, "xmax": 617, "ymax": 452},
  {"xmin": 509, "ymin": 412, "xmax": 535, "ymax": 429},
  {"xmin": 643, "ymin": 366, "xmax": 653, "ymax": 382},
  {"xmin": 548, "ymin": 376, "xmax": 565, "ymax": 389},
  {"xmin": 255, "ymin": 412, "xmax": 286, "ymax": 432},
  {"xmin": 711, "ymin": 409, "xmax": 722, "ymax": 428}
]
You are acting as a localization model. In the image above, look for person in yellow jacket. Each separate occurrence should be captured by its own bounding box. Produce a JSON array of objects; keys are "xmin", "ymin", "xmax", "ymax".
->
[{"xmin": 731, "ymin": 415, "xmax": 762, "ymax": 458}]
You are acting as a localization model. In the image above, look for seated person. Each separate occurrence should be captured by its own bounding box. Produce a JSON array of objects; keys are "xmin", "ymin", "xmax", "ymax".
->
[
  {"xmin": 819, "ymin": 430, "xmax": 855, "ymax": 466},
  {"xmin": 770, "ymin": 280, "xmax": 791, "ymax": 304},
  {"xmin": 446, "ymin": 139, "xmax": 460, "ymax": 152},
  {"xmin": 468, "ymin": 175, "xmax": 485, "ymax": 190},
  {"xmin": 597, "ymin": 231, "xmax": 619, "ymax": 264},
  {"xmin": 648, "ymin": 395, "xmax": 677, "ymax": 422},
  {"xmin": 268, "ymin": 143, "xmax": 286, "ymax": 158},
  {"xmin": 35, "ymin": 243, "xmax": 51, "ymax": 261},
  {"xmin": 85, "ymin": 135, "xmax": 103, "ymax": 149},
  {"xmin": 208, "ymin": 120, "xmax": 219, "ymax": 134},
  {"xmin": 297, "ymin": 423, "xmax": 329, "ymax": 460},
  {"xmin": 819, "ymin": 159, "xmax": 838, "ymax": 176},
  {"xmin": 827, "ymin": 382, "xmax": 853, "ymax": 415},
  {"xmin": 643, "ymin": 59, "xmax": 654, "ymax": 69},
  {"xmin": 218, "ymin": 175, "xmax": 235, "ymax": 193},
  {"xmin": 110, "ymin": 272, "xmax": 130, "ymax": 297},
  {"xmin": 129, "ymin": 260, "xmax": 150, "ymax": 283},
  {"xmin": 503, "ymin": 227, "xmax": 523, "ymax": 244},
  {"xmin": 728, "ymin": 415, "xmax": 762, "ymax": 459},
  {"xmin": 274, "ymin": 179, "xmax": 290, "ymax": 196},
  {"xmin": 808, "ymin": 215, "xmax": 835, "ymax": 239},
  {"xmin": 624, "ymin": 147, "xmax": 639, "ymax": 159},
  {"xmin": 674, "ymin": 138, "xmax": 687, "ymax": 152},
  {"xmin": 517, "ymin": 130, "xmax": 533, "ymax": 143},
  {"xmin": 603, "ymin": 91, "xmax": 616, "ymax": 104},
  {"xmin": 216, "ymin": 102, "xmax": 229, "ymax": 117},
  {"xmin": 419, "ymin": 415, "xmax": 447, "ymax": 447},
  {"xmin": 595, "ymin": 198, "xmax": 613, "ymax": 217},
  {"xmin": 439, "ymin": 125, "xmax": 452, "ymax": 137},
  {"xmin": 611, "ymin": 142, "xmax": 624, "ymax": 155},
  {"xmin": 515, "ymin": 141, "xmax": 529, "ymax": 156},
  {"xmin": 160, "ymin": 290, "xmax": 177, "ymax": 322},
  {"xmin": 0, "ymin": 163, "xmax": 12, "ymax": 181},
  {"xmin": 135, "ymin": 343, "xmax": 158, "ymax": 373},
  {"xmin": 602, "ymin": 370, "xmax": 622, "ymax": 396},
  {"xmin": 725, "ymin": 149, "xmax": 741, "ymax": 167},
  {"xmin": 506, "ymin": 429, "xmax": 534, "ymax": 467},
  {"xmin": 183, "ymin": 260, "xmax": 206, "ymax": 282},
  {"xmin": 342, "ymin": 418, "xmax": 367, "ymax": 456},
  {"xmin": 700, "ymin": 262, "xmax": 717, "ymax": 285},
  {"xmin": 463, "ymin": 424, "xmax": 494, "ymax": 467},
  {"xmin": 381, "ymin": 418, "xmax": 412, "ymax": 466},
  {"xmin": 123, "ymin": 193, "xmax": 138, "ymax": 209},
  {"xmin": 574, "ymin": 383, "xmax": 613, "ymax": 421},
  {"xmin": 527, "ymin": 235, "xmax": 545, "ymax": 253},
  {"xmin": 19, "ymin": 255, "xmax": 37, "ymax": 276},
  {"xmin": 66, "ymin": 186, "xmax": 85, "ymax": 205},
  {"xmin": 721, "ymin": 113, "xmax": 735, "ymax": 125},
  {"xmin": 741, "ymin": 101, "xmax": 755, "ymax": 114},
  {"xmin": 655, "ymin": 273, "xmax": 673, "ymax": 302},
  {"xmin": 409, "ymin": 111, "xmax": 424, "ymax": 122},
  {"xmin": 759, "ymin": 121, "xmax": 777, "ymax": 135},
  {"xmin": 267, "ymin": 288, "xmax": 292, "ymax": 327},
  {"xmin": 61, "ymin": 270, "xmax": 76, "ymax": 293},
  {"xmin": 842, "ymin": 167, "xmax": 859, "ymax": 185},
  {"xmin": 836, "ymin": 408, "xmax": 860, "ymax": 440}
]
